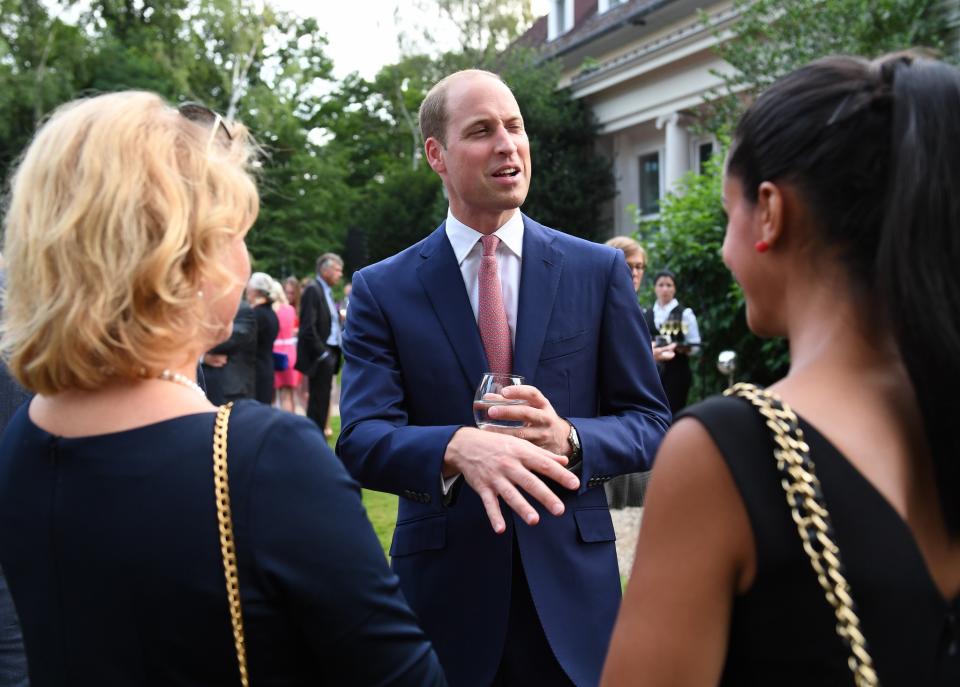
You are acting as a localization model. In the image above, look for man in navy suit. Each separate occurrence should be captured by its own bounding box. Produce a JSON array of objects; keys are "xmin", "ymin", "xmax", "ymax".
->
[{"xmin": 337, "ymin": 69, "xmax": 670, "ymax": 687}]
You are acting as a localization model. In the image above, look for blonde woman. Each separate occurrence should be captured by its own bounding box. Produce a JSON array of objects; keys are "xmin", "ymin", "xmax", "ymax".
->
[{"xmin": 0, "ymin": 92, "xmax": 443, "ymax": 685}]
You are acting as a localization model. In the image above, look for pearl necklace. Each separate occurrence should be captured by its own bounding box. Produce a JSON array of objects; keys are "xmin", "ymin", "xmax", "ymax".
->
[{"xmin": 157, "ymin": 369, "xmax": 206, "ymax": 397}]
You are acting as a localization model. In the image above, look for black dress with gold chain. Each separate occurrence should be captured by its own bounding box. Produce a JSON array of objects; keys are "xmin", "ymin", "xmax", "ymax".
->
[{"xmin": 680, "ymin": 394, "xmax": 960, "ymax": 687}]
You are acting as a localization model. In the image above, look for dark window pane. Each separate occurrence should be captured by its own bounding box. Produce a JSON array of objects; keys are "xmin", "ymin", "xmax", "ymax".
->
[
  {"xmin": 698, "ymin": 141, "xmax": 714, "ymax": 174},
  {"xmin": 639, "ymin": 152, "xmax": 660, "ymax": 215}
]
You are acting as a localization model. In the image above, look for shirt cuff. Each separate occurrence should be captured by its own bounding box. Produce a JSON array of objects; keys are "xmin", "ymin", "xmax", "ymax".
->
[{"xmin": 441, "ymin": 473, "xmax": 461, "ymax": 495}]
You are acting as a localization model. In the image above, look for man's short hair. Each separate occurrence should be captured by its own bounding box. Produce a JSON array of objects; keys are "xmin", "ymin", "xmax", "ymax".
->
[
  {"xmin": 316, "ymin": 253, "xmax": 343, "ymax": 274},
  {"xmin": 418, "ymin": 69, "xmax": 505, "ymax": 148}
]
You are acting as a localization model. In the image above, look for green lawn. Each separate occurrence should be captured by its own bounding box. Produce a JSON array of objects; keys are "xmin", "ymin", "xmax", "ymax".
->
[
  {"xmin": 362, "ymin": 489, "xmax": 399, "ymax": 557},
  {"xmin": 327, "ymin": 415, "xmax": 398, "ymax": 558}
]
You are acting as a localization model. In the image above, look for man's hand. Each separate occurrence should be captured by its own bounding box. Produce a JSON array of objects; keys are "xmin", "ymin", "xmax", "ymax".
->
[
  {"xmin": 203, "ymin": 353, "xmax": 228, "ymax": 368},
  {"xmin": 486, "ymin": 384, "xmax": 572, "ymax": 456},
  {"xmin": 443, "ymin": 427, "xmax": 580, "ymax": 535}
]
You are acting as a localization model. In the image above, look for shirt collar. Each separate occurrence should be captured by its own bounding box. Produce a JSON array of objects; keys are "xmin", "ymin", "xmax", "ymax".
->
[
  {"xmin": 654, "ymin": 298, "xmax": 679, "ymax": 313},
  {"xmin": 445, "ymin": 209, "xmax": 524, "ymax": 265}
]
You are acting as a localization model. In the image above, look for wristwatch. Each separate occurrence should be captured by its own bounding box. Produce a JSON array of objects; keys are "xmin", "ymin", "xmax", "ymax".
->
[{"xmin": 566, "ymin": 421, "xmax": 582, "ymax": 462}]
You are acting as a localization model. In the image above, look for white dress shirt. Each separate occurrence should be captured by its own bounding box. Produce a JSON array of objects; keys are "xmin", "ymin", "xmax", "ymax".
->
[
  {"xmin": 444, "ymin": 209, "xmax": 524, "ymax": 346},
  {"xmin": 441, "ymin": 209, "xmax": 524, "ymax": 493},
  {"xmin": 652, "ymin": 297, "xmax": 701, "ymax": 350},
  {"xmin": 319, "ymin": 278, "xmax": 342, "ymax": 347}
]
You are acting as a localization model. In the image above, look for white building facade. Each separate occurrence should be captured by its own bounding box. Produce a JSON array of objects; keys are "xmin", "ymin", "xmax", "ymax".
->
[{"xmin": 526, "ymin": 0, "xmax": 960, "ymax": 236}]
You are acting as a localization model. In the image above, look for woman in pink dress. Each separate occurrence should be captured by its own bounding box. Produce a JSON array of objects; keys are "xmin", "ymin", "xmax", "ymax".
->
[{"xmin": 271, "ymin": 279, "xmax": 301, "ymax": 412}]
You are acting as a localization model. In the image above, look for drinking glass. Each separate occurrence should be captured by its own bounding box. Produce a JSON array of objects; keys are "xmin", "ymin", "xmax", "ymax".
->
[{"xmin": 473, "ymin": 373, "xmax": 528, "ymax": 428}]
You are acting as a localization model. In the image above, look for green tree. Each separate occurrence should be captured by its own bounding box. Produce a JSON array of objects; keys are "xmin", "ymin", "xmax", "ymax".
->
[
  {"xmin": 703, "ymin": 0, "xmax": 946, "ymax": 133},
  {"xmin": 426, "ymin": 0, "xmax": 534, "ymax": 62},
  {"xmin": 0, "ymin": 1, "xmax": 351, "ymax": 279},
  {"xmin": 318, "ymin": 53, "xmax": 453, "ymax": 268},
  {"xmin": 355, "ymin": 165, "xmax": 445, "ymax": 265},
  {"xmin": 0, "ymin": 1, "xmax": 91, "ymax": 173}
]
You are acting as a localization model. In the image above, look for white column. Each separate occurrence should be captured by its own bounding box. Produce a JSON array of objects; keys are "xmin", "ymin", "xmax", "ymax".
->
[
  {"xmin": 656, "ymin": 112, "xmax": 691, "ymax": 195},
  {"xmin": 615, "ymin": 131, "xmax": 638, "ymax": 232}
]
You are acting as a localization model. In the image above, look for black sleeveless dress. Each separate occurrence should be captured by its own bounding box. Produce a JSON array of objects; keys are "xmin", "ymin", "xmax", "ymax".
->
[{"xmin": 680, "ymin": 395, "xmax": 960, "ymax": 687}]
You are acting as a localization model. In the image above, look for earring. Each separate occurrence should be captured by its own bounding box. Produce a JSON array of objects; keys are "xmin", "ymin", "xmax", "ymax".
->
[
  {"xmin": 754, "ymin": 240, "xmax": 770, "ymax": 253},
  {"xmin": 197, "ymin": 290, "xmax": 204, "ymax": 299}
]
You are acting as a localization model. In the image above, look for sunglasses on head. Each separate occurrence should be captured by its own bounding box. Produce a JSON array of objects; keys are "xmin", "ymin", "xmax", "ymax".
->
[{"xmin": 177, "ymin": 102, "xmax": 233, "ymax": 143}]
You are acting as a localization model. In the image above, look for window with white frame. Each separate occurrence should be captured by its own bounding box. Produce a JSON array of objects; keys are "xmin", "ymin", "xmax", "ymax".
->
[
  {"xmin": 639, "ymin": 151, "xmax": 662, "ymax": 216},
  {"xmin": 599, "ymin": 0, "xmax": 626, "ymax": 13},
  {"xmin": 548, "ymin": 0, "xmax": 575, "ymax": 40}
]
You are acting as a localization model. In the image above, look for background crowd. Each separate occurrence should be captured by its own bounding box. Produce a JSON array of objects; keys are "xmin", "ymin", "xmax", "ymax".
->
[{"xmin": 200, "ymin": 259, "xmax": 351, "ymax": 437}]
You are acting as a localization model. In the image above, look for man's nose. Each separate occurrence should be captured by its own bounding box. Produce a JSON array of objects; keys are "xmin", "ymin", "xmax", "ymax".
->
[{"xmin": 493, "ymin": 126, "xmax": 518, "ymax": 154}]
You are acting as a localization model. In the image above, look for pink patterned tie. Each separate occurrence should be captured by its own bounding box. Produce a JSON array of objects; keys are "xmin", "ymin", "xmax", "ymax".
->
[{"xmin": 478, "ymin": 235, "xmax": 512, "ymax": 374}]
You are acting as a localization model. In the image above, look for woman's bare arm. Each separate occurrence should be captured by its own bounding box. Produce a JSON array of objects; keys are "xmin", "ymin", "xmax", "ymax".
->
[{"xmin": 601, "ymin": 417, "xmax": 755, "ymax": 687}]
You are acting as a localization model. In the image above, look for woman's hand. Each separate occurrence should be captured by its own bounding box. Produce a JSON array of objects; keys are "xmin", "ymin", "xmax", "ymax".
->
[{"xmin": 652, "ymin": 341, "xmax": 677, "ymax": 362}]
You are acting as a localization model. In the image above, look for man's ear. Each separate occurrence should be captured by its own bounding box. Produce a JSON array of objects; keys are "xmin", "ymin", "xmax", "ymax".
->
[
  {"xmin": 424, "ymin": 137, "xmax": 446, "ymax": 174},
  {"xmin": 756, "ymin": 181, "xmax": 785, "ymax": 248}
]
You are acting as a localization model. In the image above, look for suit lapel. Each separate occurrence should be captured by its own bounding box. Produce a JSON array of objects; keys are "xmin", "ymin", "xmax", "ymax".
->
[
  {"xmin": 416, "ymin": 224, "xmax": 488, "ymax": 390},
  {"xmin": 514, "ymin": 215, "xmax": 562, "ymax": 382}
]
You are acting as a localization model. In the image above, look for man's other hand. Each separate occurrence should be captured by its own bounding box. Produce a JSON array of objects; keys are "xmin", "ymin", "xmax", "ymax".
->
[{"xmin": 442, "ymin": 427, "xmax": 580, "ymax": 535}]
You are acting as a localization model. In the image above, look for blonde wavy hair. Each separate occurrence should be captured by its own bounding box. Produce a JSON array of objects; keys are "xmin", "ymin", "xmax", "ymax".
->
[
  {"xmin": 605, "ymin": 235, "xmax": 646, "ymax": 263},
  {"xmin": 1, "ymin": 91, "xmax": 260, "ymax": 394}
]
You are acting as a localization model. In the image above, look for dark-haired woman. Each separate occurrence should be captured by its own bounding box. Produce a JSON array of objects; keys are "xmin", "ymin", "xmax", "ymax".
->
[
  {"xmin": 644, "ymin": 269, "xmax": 700, "ymax": 414},
  {"xmin": 602, "ymin": 52, "xmax": 960, "ymax": 686}
]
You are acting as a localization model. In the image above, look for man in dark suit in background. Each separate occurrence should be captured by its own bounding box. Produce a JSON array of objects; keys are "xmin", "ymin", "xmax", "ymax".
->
[
  {"xmin": 201, "ymin": 299, "xmax": 257, "ymax": 405},
  {"xmin": 337, "ymin": 70, "xmax": 670, "ymax": 687},
  {"xmin": 295, "ymin": 253, "xmax": 343, "ymax": 431}
]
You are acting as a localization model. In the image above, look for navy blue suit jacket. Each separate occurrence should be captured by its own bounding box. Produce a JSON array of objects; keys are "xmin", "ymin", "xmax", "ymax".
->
[{"xmin": 337, "ymin": 215, "xmax": 670, "ymax": 686}]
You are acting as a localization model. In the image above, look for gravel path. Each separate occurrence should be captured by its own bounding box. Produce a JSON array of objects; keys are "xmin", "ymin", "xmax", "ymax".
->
[{"xmin": 610, "ymin": 507, "xmax": 643, "ymax": 577}]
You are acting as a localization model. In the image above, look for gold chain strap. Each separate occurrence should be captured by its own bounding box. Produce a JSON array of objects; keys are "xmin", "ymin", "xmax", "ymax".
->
[
  {"xmin": 212, "ymin": 403, "xmax": 249, "ymax": 687},
  {"xmin": 724, "ymin": 383, "xmax": 879, "ymax": 687}
]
